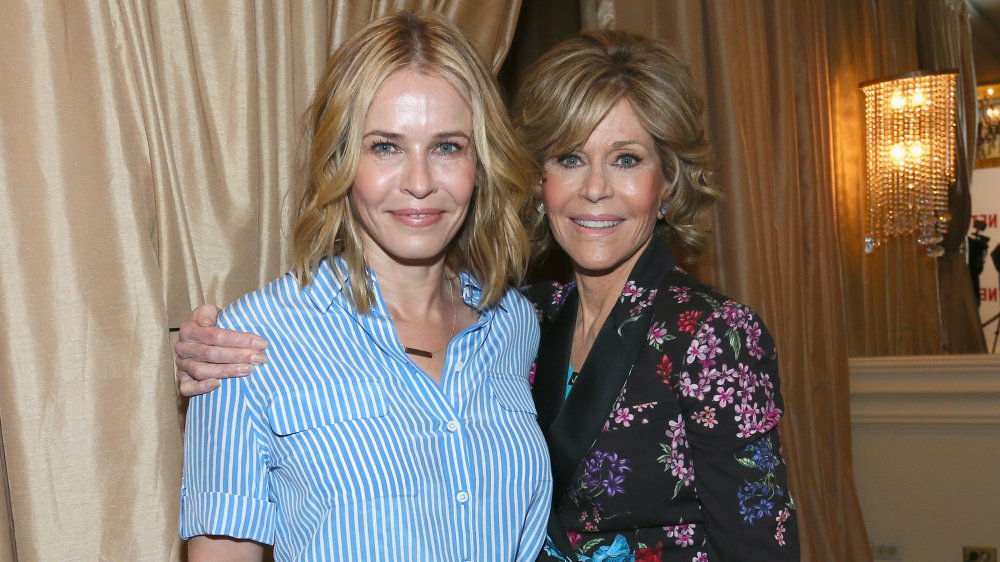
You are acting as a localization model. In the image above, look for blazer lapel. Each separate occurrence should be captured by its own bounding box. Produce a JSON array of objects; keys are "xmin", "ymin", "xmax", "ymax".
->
[
  {"xmin": 547, "ymin": 303, "xmax": 651, "ymax": 507},
  {"xmin": 532, "ymin": 242, "xmax": 677, "ymax": 560},
  {"xmin": 533, "ymin": 291, "xmax": 577, "ymax": 434}
]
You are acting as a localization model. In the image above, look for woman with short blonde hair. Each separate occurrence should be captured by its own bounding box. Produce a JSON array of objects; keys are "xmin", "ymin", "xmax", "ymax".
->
[
  {"xmin": 513, "ymin": 29, "xmax": 719, "ymax": 257},
  {"xmin": 517, "ymin": 29, "xmax": 799, "ymax": 561}
]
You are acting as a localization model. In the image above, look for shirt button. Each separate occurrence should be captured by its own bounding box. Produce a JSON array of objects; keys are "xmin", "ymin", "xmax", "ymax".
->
[
  {"xmin": 455, "ymin": 360, "xmax": 464, "ymax": 371},
  {"xmin": 456, "ymin": 491, "xmax": 469, "ymax": 503},
  {"xmin": 446, "ymin": 420, "xmax": 460, "ymax": 432}
]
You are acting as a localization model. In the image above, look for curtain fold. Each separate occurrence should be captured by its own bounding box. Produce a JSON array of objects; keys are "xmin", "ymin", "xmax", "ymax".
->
[
  {"xmin": 828, "ymin": 0, "xmax": 944, "ymax": 356},
  {"xmin": 609, "ymin": 1, "xmax": 872, "ymax": 559},
  {"xmin": 0, "ymin": 1, "xmax": 520, "ymax": 559},
  {"xmin": 916, "ymin": 0, "xmax": 986, "ymax": 353}
]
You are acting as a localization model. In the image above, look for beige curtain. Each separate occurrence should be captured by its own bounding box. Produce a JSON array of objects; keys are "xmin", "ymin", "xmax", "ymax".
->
[
  {"xmin": 608, "ymin": 1, "xmax": 872, "ymax": 560},
  {"xmin": 0, "ymin": 1, "xmax": 520, "ymax": 560}
]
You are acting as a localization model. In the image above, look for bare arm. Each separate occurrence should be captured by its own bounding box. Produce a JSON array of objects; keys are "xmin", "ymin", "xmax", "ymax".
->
[
  {"xmin": 188, "ymin": 535, "xmax": 264, "ymax": 562},
  {"xmin": 174, "ymin": 304, "xmax": 269, "ymax": 397}
]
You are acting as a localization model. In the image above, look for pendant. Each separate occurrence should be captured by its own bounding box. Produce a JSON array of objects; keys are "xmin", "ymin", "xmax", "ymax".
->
[{"xmin": 404, "ymin": 346, "xmax": 434, "ymax": 359}]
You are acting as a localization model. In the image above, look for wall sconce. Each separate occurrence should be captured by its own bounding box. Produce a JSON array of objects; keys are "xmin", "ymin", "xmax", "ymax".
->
[{"xmin": 861, "ymin": 70, "xmax": 958, "ymax": 257}]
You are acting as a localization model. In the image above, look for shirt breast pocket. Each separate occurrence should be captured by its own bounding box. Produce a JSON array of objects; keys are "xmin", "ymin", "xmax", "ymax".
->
[
  {"xmin": 266, "ymin": 378, "xmax": 418, "ymax": 505},
  {"xmin": 487, "ymin": 371, "xmax": 538, "ymax": 416},
  {"xmin": 267, "ymin": 378, "xmax": 388, "ymax": 435}
]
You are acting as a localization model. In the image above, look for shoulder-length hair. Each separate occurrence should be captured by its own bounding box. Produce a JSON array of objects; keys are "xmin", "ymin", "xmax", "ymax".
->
[
  {"xmin": 292, "ymin": 11, "xmax": 535, "ymax": 311},
  {"xmin": 512, "ymin": 29, "xmax": 719, "ymax": 258}
]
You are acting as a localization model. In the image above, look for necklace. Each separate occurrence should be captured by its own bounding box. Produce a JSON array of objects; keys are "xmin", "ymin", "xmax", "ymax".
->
[{"xmin": 403, "ymin": 276, "xmax": 457, "ymax": 359}]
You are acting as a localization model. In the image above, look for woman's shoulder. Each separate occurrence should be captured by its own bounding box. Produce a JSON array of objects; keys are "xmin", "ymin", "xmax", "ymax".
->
[
  {"xmin": 522, "ymin": 280, "xmax": 576, "ymax": 319},
  {"xmin": 217, "ymin": 271, "xmax": 312, "ymax": 333},
  {"xmin": 653, "ymin": 268, "xmax": 769, "ymax": 327}
]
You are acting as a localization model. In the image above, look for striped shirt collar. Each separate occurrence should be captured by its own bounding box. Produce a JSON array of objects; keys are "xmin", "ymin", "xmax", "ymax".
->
[{"xmin": 300, "ymin": 257, "xmax": 504, "ymax": 316}]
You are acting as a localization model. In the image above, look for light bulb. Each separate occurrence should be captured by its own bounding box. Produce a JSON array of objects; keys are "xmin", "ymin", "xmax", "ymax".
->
[{"xmin": 890, "ymin": 144, "xmax": 907, "ymax": 161}]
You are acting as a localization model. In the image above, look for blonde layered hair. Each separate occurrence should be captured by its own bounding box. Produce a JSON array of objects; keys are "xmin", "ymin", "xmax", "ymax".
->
[
  {"xmin": 512, "ymin": 29, "xmax": 719, "ymax": 257},
  {"xmin": 292, "ymin": 11, "xmax": 535, "ymax": 312}
]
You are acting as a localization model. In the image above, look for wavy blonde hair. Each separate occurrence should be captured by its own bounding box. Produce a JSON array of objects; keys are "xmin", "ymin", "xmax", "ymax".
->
[
  {"xmin": 512, "ymin": 29, "xmax": 719, "ymax": 257},
  {"xmin": 292, "ymin": 11, "xmax": 535, "ymax": 311}
]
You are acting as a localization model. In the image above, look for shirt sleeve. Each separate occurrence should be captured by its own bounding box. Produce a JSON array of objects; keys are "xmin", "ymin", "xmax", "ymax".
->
[
  {"xmin": 179, "ymin": 344, "xmax": 275, "ymax": 543},
  {"xmin": 673, "ymin": 303, "xmax": 800, "ymax": 560}
]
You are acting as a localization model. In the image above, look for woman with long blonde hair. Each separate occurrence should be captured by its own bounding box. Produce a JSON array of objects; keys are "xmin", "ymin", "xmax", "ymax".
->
[{"xmin": 179, "ymin": 12, "xmax": 550, "ymax": 561}]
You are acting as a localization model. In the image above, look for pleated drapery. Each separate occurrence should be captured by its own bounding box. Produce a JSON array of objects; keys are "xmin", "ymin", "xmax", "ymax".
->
[
  {"xmin": 608, "ymin": 1, "xmax": 875, "ymax": 559},
  {"xmin": 0, "ymin": 2, "xmax": 520, "ymax": 560}
]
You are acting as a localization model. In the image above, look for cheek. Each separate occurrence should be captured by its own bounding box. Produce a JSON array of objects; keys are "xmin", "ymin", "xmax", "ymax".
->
[
  {"xmin": 540, "ymin": 173, "xmax": 575, "ymax": 210},
  {"xmin": 440, "ymin": 161, "xmax": 478, "ymax": 206}
]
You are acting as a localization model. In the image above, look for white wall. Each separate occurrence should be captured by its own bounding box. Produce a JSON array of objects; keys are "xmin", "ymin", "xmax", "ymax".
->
[{"xmin": 851, "ymin": 355, "xmax": 1000, "ymax": 561}]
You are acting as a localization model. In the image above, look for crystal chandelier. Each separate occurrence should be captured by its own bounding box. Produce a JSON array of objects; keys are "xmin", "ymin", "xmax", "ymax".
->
[{"xmin": 861, "ymin": 71, "xmax": 957, "ymax": 257}]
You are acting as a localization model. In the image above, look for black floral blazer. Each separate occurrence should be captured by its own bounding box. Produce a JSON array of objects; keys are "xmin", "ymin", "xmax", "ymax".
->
[{"xmin": 526, "ymin": 241, "xmax": 799, "ymax": 562}]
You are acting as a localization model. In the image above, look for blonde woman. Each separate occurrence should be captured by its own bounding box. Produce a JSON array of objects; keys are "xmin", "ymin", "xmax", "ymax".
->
[{"xmin": 179, "ymin": 12, "xmax": 550, "ymax": 561}]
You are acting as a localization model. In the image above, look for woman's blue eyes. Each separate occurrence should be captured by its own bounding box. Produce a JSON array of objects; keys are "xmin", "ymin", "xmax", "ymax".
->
[
  {"xmin": 436, "ymin": 142, "xmax": 461, "ymax": 155},
  {"xmin": 369, "ymin": 141, "xmax": 463, "ymax": 155},
  {"xmin": 557, "ymin": 154, "xmax": 582, "ymax": 167},
  {"xmin": 371, "ymin": 141, "xmax": 396, "ymax": 154},
  {"xmin": 616, "ymin": 154, "xmax": 639, "ymax": 167},
  {"xmin": 555, "ymin": 153, "xmax": 641, "ymax": 168}
]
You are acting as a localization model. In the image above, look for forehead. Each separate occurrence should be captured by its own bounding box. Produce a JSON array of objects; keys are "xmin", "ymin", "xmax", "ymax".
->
[
  {"xmin": 364, "ymin": 69, "xmax": 472, "ymax": 128},
  {"xmin": 584, "ymin": 99, "xmax": 655, "ymax": 146}
]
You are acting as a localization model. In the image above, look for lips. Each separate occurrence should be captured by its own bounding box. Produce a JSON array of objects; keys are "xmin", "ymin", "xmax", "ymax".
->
[{"xmin": 391, "ymin": 208, "xmax": 444, "ymax": 226}]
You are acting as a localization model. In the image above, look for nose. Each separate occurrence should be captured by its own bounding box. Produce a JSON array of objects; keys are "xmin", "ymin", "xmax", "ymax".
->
[
  {"xmin": 402, "ymin": 155, "xmax": 435, "ymax": 199},
  {"xmin": 582, "ymin": 164, "xmax": 611, "ymax": 203}
]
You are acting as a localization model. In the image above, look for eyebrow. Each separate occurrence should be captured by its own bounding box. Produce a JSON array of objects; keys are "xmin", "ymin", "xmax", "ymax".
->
[
  {"xmin": 610, "ymin": 140, "xmax": 646, "ymax": 149},
  {"xmin": 363, "ymin": 130, "xmax": 472, "ymax": 141}
]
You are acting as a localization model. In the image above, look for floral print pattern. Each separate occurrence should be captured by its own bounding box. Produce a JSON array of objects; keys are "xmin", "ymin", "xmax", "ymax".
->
[{"xmin": 530, "ymin": 243, "xmax": 798, "ymax": 562}]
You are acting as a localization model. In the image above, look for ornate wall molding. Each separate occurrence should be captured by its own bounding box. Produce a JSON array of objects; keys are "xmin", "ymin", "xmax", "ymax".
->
[{"xmin": 849, "ymin": 354, "xmax": 1000, "ymax": 428}]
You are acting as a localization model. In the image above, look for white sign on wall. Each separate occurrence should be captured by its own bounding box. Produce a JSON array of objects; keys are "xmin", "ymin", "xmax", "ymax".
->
[{"xmin": 970, "ymin": 166, "xmax": 1000, "ymax": 352}]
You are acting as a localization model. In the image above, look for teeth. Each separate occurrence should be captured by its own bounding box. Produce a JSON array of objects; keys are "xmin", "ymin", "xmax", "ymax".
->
[{"xmin": 574, "ymin": 219, "xmax": 619, "ymax": 228}]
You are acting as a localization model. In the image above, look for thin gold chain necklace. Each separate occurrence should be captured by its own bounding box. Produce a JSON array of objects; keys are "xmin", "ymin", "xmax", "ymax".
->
[{"xmin": 403, "ymin": 276, "xmax": 457, "ymax": 359}]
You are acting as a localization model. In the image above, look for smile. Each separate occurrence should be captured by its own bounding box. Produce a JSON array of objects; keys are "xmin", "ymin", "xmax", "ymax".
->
[
  {"xmin": 391, "ymin": 209, "xmax": 444, "ymax": 226},
  {"xmin": 572, "ymin": 218, "xmax": 622, "ymax": 229}
]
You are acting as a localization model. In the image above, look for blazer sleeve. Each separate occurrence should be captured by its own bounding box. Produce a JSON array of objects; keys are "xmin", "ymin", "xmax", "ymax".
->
[{"xmin": 671, "ymin": 303, "xmax": 800, "ymax": 560}]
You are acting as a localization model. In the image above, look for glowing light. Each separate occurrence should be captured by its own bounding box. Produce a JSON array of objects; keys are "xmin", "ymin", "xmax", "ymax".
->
[{"xmin": 862, "ymin": 72, "xmax": 956, "ymax": 256}]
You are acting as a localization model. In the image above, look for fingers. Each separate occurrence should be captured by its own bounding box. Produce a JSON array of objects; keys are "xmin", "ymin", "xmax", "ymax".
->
[
  {"xmin": 176, "ymin": 320, "xmax": 268, "ymax": 351},
  {"xmin": 176, "ymin": 337, "xmax": 265, "ymax": 364},
  {"xmin": 191, "ymin": 304, "xmax": 220, "ymax": 327},
  {"xmin": 178, "ymin": 371, "xmax": 221, "ymax": 398},
  {"xmin": 176, "ymin": 353, "xmax": 256, "ymax": 381}
]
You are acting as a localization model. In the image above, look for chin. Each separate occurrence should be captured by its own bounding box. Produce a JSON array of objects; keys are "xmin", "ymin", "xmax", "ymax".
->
[
  {"xmin": 382, "ymin": 246, "xmax": 451, "ymax": 266},
  {"xmin": 567, "ymin": 252, "xmax": 631, "ymax": 277}
]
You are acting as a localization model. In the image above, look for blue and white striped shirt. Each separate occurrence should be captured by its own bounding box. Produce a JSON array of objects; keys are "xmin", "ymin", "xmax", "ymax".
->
[{"xmin": 180, "ymin": 259, "xmax": 551, "ymax": 561}]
